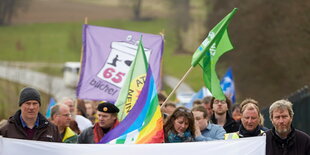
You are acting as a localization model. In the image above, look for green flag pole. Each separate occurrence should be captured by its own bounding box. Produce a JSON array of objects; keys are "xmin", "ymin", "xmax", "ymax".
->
[
  {"xmin": 161, "ymin": 66, "xmax": 194, "ymax": 108},
  {"xmin": 162, "ymin": 8, "xmax": 238, "ymax": 107}
]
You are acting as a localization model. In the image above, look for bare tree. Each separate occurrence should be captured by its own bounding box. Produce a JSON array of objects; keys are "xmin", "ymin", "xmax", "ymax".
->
[
  {"xmin": 132, "ymin": 0, "xmax": 142, "ymax": 20},
  {"xmin": 0, "ymin": 0, "xmax": 30, "ymax": 25},
  {"xmin": 168, "ymin": 0, "xmax": 191, "ymax": 53},
  {"xmin": 205, "ymin": 0, "xmax": 310, "ymax": 107}
]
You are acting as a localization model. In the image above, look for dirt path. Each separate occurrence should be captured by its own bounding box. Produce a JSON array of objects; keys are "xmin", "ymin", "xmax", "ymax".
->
[{"xmin": 11, "ymin": 0, "xmax": 132, "ymax": 24}]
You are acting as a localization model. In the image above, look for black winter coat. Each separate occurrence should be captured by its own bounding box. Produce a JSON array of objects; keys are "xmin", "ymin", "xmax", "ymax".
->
[
  {"xmin": 211, "ymin": 112, "xmax": 240, "ymax": 133},
  {"xmin": 266, "ymin": 127, "xmax": 310, "ymax": 155},
  {"xmin": 0, "ymin": 110, "xmax": 61, "ymax": 142}
]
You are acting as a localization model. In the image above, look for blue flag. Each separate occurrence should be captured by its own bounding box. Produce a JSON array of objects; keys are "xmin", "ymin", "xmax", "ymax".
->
[
  {"xmin": 185, "ymin": 87, "xmax": 212, "ymax": 109},
  {"xmin": 45, "ymin": 97, "xmax": 57, "ymax": 118},
  {"xmin": 220, "ymin": 68, "xmax": 236, "ymax": 104}
]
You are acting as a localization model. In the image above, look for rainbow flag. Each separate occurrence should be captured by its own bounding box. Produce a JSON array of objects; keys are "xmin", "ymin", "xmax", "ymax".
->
[
  {"xmin": 99, "ymin": 68, "xmax": 164, "ymax": 144},
  {"xmin": 115, "ymin": 37, "xmax": 148, "ymax": 121}
]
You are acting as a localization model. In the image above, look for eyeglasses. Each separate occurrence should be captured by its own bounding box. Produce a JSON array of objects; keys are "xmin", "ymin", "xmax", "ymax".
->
[
  {"xmin": 59, "ymin": 114, "xmax": 72, "ymax": 117},
  {"xmin": 177, "ymin": 108, "xmax": 191, "ymax": 113},
  {"xmin": 213, "ymin": 100, "xmax": 226, "ymax": 104}
]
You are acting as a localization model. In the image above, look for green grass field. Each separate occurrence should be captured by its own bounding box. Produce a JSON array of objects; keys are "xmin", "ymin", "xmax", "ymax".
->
[
  {"xmin": 0, "ymin": 19, "xmax": 209, "ymax": 119},
  {"xmin": 0, "ymin": 19, "xmax": 205, "ymax": 91},
  {"xmin": 0, "ymin": 79, "xmax": 51, "ymax": 120}
]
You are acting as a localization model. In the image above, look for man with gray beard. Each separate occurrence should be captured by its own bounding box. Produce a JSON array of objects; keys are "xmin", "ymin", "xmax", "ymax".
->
[{"xmin": 266, "ymin": 99, "xmax": 310, "ymax": 155}]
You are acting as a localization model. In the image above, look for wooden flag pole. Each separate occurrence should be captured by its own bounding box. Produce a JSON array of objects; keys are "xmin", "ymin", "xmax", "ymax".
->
[
  {"xmin": 161, "ymin": 66, "xmax": 194, "ymax": 108},
  {"xmin": 84, "ymin": 17, "xmax": 88, "ymax": 25},
  {"xmin": 75, "ymin": 17, "xmax": 88, "ymax": 117},
  {"xmin": 159, "ymin": 29, "xmax": 165, "ymax": 92},
  {"xmin": 79, "ymin": 16, "xmax": 87, "ymax": 64},
  {"xmin": 78, "ymin": 16, "xmax": 88, "ymax": 69},
  {"xmin": 77, "ymin": 16, "xmax": 88, "ymax": 76}
]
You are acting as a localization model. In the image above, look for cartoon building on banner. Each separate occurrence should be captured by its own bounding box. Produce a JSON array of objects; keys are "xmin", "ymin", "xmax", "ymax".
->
[
  {"xmin": 97, "ymin": 36, "xmax": 151, "ymax": 88},
  {"xmin": 77, "ymin": 25, "xmax": 163, "ymax": 102}
]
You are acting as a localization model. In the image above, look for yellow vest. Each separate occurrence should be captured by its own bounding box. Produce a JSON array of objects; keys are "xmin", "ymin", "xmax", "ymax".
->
[
  {"xmin": 224, "ymin": 130, "xmax": 264, "ymax": 140},
  {"xmin": 224, "ymin": 132, "xmax": 240, "ymax": 140},
  {"xmin": 63, "ymin": 127, "xmax": 77, "ymax": 142}
]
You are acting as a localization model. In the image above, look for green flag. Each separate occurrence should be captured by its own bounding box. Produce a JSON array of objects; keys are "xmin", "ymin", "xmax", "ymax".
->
[
  {"xmin": 115, "ymin": 37, "xmax": 148, "ymax": 121},
  {"xmin": 191, "ymin": 8, "xmax": 237, "ymax": 100}
]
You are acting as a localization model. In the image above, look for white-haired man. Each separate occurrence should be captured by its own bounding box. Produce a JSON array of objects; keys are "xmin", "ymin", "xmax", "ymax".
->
[{"xmin": 51, "ymin": 104, "xmax": 78, "ymax": 143}]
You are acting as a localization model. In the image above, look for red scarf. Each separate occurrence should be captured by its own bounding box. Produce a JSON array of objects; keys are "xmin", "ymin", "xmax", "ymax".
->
[{"xmin": 93, "ymin": 120, "xmax": 119, "ymax": 143}]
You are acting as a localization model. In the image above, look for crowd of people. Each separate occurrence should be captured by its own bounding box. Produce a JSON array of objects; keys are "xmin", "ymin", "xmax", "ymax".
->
[{"xmin": 0, "ymin": 87, "xmax": 309, "ymax": 154}]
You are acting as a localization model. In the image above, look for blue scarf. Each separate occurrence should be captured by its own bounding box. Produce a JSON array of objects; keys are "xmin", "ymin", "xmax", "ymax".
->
[{"xmin": 167, "ymin": 130, "xmax": 194, "ymax": 143}]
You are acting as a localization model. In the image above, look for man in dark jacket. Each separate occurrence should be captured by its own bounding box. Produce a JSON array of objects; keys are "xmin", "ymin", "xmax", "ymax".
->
[
  {"xmin": 266, "ymin": 99, "xmax": 310, "ymax": 155},
  {"xmin": 210, "ymin": 96, "xmax": 240, "ymax": 133},
  {"xmin": 224, "ymin": 99, "xmax": 265, "ymax": 139},
  {"xmin": 78, "ymin": 102, "xmax": 119, "ymax": 143},
  {"xmin": 0, "ymin": 87, "xmax": 61, "ymax": 142},
  {"xmin": 51, "ymin": 103, "xmax": 78, "ymax": 143}
]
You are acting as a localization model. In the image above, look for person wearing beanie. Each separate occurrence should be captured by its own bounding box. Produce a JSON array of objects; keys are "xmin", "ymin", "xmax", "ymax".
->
[
  {"xmin": 18, "ymin": 87, "xmax": 41, "ymax": 107},
  {"xmin": 78, "ymin": 101, "xmax": 120, "ymax": 143},
  {"xmin": 0, "ymin": 87, "xmax": 61, "ymax": 142}
]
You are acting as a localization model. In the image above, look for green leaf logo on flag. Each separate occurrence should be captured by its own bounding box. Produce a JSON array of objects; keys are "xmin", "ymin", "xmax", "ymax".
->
[{"xmin": 191, "ymin": 8, "xmax": 237, "ymax": 100}]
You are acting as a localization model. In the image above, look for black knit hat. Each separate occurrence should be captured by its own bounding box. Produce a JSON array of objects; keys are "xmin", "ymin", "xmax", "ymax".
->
[
  {"xmin": 19, "ymin": 87, "xmax": 41, "ymax": 106},
  {"xmin": 97, "ymin": 102, "xmax": 119, "ymax": 113}
]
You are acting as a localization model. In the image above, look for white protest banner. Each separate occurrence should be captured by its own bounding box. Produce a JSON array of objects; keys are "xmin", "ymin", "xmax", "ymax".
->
[{"xmin": 0, "ymin": 136, "xmax": 265, "ymax": 155}]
